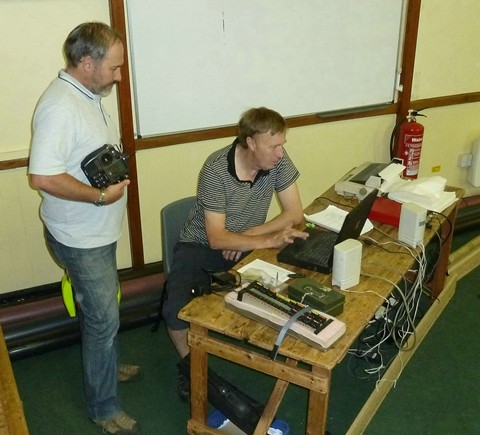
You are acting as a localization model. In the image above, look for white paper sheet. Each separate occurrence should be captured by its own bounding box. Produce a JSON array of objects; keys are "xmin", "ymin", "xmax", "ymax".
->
[
  {"xmin": 237, "ymin": 259, "xmax": 293, "ymax": 285},
  {"xmin": 304, "ymin": 205, "xmax": 373, "ymax": 234},
  {"xmin": 386, "ymin": 176, "xmax": 457, "ymax": 212}
]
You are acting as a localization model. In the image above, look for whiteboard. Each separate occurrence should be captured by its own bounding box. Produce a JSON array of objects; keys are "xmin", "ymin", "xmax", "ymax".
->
[{"xmin": 126, "ymin": 0, "xmax": 404, "ymax": 137}]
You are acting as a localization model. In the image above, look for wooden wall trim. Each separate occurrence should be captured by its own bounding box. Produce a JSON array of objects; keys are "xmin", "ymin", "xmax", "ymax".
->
[
  {"xmin": 2, "ymin": 90, "xmax": 480, "ymax": 172},
  {"xmin": 396, "ymin": 0, "xmax": 422, "ymax": 122},
  {"xmin": 0, "ymin": 159, "xmax": 28, "ymax": 170},
  {"xmin": 411, "ymin": 92, "xmax": 480, "ymax": 111},
  {"xmin": 110, "ymin": 0, "xmax": 144, "ymax": 268},
  {"xmin": 135, "ymin": 104, "xmax": 399, "ymax": 151}
]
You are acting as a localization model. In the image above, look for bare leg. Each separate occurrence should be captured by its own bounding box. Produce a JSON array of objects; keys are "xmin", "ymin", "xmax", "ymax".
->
[{"xmin": 168, "ymin": 328, "xmax": 189, "ymax": 358}]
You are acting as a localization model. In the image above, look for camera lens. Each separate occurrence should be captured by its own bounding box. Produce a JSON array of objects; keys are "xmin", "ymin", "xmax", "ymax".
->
[{"xmin": 101, "ymin": 153, "xmax": 113, "ymax": 164}]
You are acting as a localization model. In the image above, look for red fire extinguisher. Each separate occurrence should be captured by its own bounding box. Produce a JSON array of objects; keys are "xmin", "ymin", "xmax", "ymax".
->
[{"xmin": 390, "ymin": 109, "xmax": 426, "ymax": 179}]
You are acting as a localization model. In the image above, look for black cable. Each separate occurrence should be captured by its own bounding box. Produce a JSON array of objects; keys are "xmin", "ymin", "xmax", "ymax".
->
[
  {"xmin": 430, "ymin": 211, "xmax": 453, "ymax": 243},
  {"xmin": 422, "ymin": 228, "xmax": 442, "ymax": 284}
]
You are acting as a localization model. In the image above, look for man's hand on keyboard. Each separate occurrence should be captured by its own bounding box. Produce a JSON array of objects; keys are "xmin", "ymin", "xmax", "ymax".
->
[
  {"xmin": 219, "ymin": 226, "xmax": 309, "ymax": 259},
  {"xmin": 271, "ymin": 226, "xmax": 309, "ymax": 248}
]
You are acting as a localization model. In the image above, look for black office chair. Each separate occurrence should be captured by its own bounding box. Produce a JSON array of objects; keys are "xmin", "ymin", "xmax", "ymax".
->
[{"xmin": 152, "ymin": 196, "xmax": 196, "ymax": 331}]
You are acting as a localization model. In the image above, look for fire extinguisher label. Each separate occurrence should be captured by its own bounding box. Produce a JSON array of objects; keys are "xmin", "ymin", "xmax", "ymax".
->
[
  {"xmin": 395, "ymin": 116, "xmax": 424, "ymax": 179},
  {"xmin": 403, "ymin": 134, "xmax": 423, "ymax": 176}
]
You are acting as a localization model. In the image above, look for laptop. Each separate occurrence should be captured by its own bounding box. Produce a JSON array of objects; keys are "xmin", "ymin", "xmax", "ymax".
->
[{"xmin": 277, "ymin": 188, "xmax": 379, "ymax": 274}]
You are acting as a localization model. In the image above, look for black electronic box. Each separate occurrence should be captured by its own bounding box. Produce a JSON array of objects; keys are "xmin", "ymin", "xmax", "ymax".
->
[
  {"xmin": 288, "ymin": 278, "xmax": 345, "ymax": 316},
  {"xmin": 81, "ymin": 144, "xmax": 129, "ymax": 188}
]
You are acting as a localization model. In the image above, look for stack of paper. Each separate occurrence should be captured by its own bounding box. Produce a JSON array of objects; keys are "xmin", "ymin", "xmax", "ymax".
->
[
  {"xmin": 386, "ymin": 176, "xmax": 457, "ymax": 212},
  {"xmin": 237, "ymin": 259, "xmax": 292, "ymax": 286},
  {"xmin": 304, "ymin": 205, "xmax": 373, "ymax": 234}
]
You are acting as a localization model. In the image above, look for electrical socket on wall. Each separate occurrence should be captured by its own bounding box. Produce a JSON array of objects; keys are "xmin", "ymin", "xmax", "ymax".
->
[{"xmin": 458, "ymin": 153, "xmax": 472, "ymax": 168}]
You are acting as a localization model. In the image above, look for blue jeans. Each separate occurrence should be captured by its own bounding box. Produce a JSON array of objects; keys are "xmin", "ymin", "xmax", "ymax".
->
[{"xmin": 45, "ymin": 228, "xmax": 121, "ymax": 420}]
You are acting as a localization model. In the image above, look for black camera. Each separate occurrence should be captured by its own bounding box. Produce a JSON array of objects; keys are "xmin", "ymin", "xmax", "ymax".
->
[
  {"xmin": 191, "ymin": 271, "xmax": 237, "ymax": 298},
  {"xmin": 81, "ymin": 144, "xmax": 129, "ymax": 188},
  {"xmin": 191, "ymin": 285, "xmax": 212, "ymax": 297}
]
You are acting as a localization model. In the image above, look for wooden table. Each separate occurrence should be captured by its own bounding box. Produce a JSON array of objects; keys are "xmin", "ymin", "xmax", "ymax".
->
[
  {"xmin": 0, "ymin": 325, "xmax": 29, "ymax": 435},
  {"xmin": 179, "ymin": 186, "xmax": 462, "ymax": 434}
]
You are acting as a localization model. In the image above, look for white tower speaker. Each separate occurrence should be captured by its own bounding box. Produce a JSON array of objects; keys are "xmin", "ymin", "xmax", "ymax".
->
[
  {"xmin": 398, "ymin": 202, "xmax": 427, "ymax": 248},
  {"xmin": 332, "ymin": 239, "xmax": 362, "ymax": 290}
]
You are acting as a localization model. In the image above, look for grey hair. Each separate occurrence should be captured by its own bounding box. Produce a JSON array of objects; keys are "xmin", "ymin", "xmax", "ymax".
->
[{"xmin": 63, "ymin": 22, "xmax": 122, "ymax": 68}]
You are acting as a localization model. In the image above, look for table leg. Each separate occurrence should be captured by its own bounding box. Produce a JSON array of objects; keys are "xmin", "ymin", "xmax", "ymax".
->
[
  {"xmin": 429, "ymin": 201, "xmax": 460, "ymax": 298},
  {"xmin": 306, "ymin": 365, "xmax": 331, "ymax": 435},
  {"xmin": 189, "ymin": 323, "xmax": 209, "ymax": 426}
]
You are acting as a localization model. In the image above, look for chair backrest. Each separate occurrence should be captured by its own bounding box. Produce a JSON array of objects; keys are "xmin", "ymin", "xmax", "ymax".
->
[{"xmin": 160, "ymin": 196, "xmax": 196, "ymax": 278}]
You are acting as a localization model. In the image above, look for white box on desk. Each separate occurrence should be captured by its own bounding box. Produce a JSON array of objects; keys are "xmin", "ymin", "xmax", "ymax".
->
[
  {"xmin": 332, "ymin": 239, "xmax": 362, "ymax": 290},
  {"xmin": 398, "ymin": 202, "xmax": 427, "ymax": 248}
]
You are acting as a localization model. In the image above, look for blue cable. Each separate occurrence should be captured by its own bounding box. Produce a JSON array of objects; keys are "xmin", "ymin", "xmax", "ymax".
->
[{"xmin": 269, "ymin": 305, "xmax": 312, "ymax": 360}]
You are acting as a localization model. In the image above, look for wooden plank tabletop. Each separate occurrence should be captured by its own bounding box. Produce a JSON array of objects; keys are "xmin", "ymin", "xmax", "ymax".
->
[
  {"xmin": 179, "ymin": 186, "xmax": 462, "ymax": 370},
  {"xmin": 0, "ymin": 325, "xmax": 29, "ymax": 435}
]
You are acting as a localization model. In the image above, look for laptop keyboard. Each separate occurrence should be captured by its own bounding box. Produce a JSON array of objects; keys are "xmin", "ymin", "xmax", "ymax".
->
[{"xmin": 298, "ymin": 231, "xmax": 338, "ymax": 264}]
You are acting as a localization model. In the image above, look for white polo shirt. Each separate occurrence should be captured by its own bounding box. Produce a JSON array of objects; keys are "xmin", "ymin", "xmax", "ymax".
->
[{"xmin": 29, "ymin": 70, "xmax": 127, "ymax": 248}]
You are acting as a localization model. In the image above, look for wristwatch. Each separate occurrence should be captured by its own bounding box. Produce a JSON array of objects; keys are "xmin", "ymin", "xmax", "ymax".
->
[{"xmin": 94, "ymin": 188, "xmax": 107, "ymax": 207}]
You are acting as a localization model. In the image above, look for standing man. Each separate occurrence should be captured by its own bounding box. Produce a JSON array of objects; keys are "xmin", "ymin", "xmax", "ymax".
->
[
  {"xmin": 162, "ymin": 106, "xmax": 308, "ymax": 400},
  {"xmin": 29, "ymin": 22, "xmax": 141, "ymax": 435}
]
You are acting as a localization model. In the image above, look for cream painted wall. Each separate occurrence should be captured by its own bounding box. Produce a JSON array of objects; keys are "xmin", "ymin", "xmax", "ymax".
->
[
  {"xmin": 0, "ymin": 0, "xmax": 118, "ymax": 158},
  {"xmin": 0, "ymin": 0, "xmax": 131, "ymax": 293},
  {"xmin": 1, "ymin": 0, "xmax": 479, "ymax": 294},
  {"xmin": 418, "ymin": 103, "xmax": 480, "ymax": 186},
  {"xmin": 412, "ymin": 0, "xmax": 480, "ymax": 99}
]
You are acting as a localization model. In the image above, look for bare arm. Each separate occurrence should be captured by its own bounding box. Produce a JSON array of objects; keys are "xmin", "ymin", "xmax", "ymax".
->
[
  {"xmin": 29, "ymin": 173, "xmax": 129, "ymax": 205},
  {"xmin": 243, "ymin": 183, "xmax": 304, "ymax": 236},
  {"xmin": 205, "ymin": 182, "xmax": 307, "ymax": 258}
]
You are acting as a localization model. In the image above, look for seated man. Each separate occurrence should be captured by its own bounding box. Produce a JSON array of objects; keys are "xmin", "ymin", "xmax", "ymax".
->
[{"xmin": 162, "ymin": 106, "xmax": 308, "ymax": 400}]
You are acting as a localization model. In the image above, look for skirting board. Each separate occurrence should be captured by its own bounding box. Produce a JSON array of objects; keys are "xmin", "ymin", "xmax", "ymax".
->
[
  {"xmin": 448, "ymin": 235, "xmax": 480, "ymax": 280},
  {"xmin": 346, "ymin": 273, "xmax": 458, "ymax": 435}
]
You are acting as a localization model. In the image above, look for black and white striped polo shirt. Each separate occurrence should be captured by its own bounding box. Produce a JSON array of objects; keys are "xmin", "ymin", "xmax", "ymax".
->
[{"xmin": 180, "ymin": 139, "xmax": 299, "ymax": 246}]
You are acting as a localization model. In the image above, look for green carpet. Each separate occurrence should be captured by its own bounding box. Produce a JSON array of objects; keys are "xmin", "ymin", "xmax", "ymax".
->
[
  {"xmin": 365, "ymin": 268, "xmax": 480, "ymax": 435},
  {"xmin": 11, "ymin": 230, "xmax": 480, "ymax": 434}
]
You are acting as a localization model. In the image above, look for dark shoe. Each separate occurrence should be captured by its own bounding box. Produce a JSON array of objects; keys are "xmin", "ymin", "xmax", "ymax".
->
[
  {"xmin": 118, "ymin": 364, "xmax": 143, "ymax": 383},
  {"xmin": 93, "ymin": 411, "xmax": 140, "ymax": 434},
  {"xmin": 178, "ymin": 370, "xmax": 190, "ymax": 402}
]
